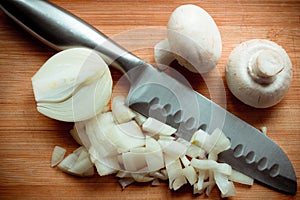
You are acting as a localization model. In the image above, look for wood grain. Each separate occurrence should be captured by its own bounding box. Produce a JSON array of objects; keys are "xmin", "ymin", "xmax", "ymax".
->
[{"xmin": 0, "ymin": 0, "xmax": 299, "ymax": 199}]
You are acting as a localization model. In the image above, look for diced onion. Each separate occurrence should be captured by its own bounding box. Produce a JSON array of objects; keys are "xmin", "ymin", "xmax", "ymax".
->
[
  {"xmin": 142, "ymin": 117, "xmax": 176, "ymax": 136},
  {"xmin": 53, "ymin": 95, "xmax": 254, "ymax": 198},
  {"xmin": 112, "ymin": 96, "xmax": 136, "ymax": 124},
  {"xmin": 182, "ymin": 166, "xmax": 197, "ymax": 185},
  {"xmin": 229, "ymin": 169, "xmax": 254, "ymax": 185},
  {"xmin": 51, "ymin": 146, "xmax": 66, "ymax": 167}
]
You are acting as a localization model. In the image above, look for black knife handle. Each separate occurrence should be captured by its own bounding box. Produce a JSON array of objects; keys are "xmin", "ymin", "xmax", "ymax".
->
[{"xmin": 0, "ymin": 0, "xmax": 146, "ymax": 74}]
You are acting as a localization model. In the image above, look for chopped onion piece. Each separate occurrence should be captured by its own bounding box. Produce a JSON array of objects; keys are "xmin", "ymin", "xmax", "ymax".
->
[
  {"xmin": 204, "ymin": 128, "xmax": 231, "ymax": 154},
  {"xmin": 221, "ymin": 181, "xmax": 236, "ymax": 198},
  {"xmin": 103, "ymin": 120, "xmax": 145, "ymax": 151},
  {"xmin": 86, "ymin": 120, "xmax": 118, "ymax": 158},
  {"xmin": 131, "ymin": 173, "xmax": 154, "ymax": 182},
  {"xmin": 69, "ymin": 156, "xmax": 93, "ymax": 175},
  {"xmin": 51, "ymin": 146, "xmax": 66, "ymax": 167},
  {"xmin": 159, "ymin": 135, "xmax": 175, "ymax": 140},
  {"xmin": 205, "ymin": 171, "xmax": 216, "ymax": 196},
  {"xmin": 57, "ymin": 146, "xmax": 94, "ymax": 177},
  {"xmin": 196, "ymin": 170, "xmax": 206, "ymax": 190},
  {"xmin": 94, "ymin": 159, "xmax": 118, "ymax": 176},
  {"xmin": 116, "ymin": 171, "xmax": 131, "ymax": 178},
  {"xmin": 190, "ymin": 158, "xmax": 218, "ymax": 170},
  {"xmin": 215, "ymin": 171, "xmax": 236, "ymax": 197},
  {"xmin": 182, "ymin": 166, "xmax": 197, "ymax": 185},
  {"xmin": 145, "ymin": 136, "xmax": 164, "ymax": 171},
  {"xmin": 193, "ymin": 183, "xmax": 204, "ymax": 195},
  {"xmin": 190, "ymin": 129, "xmax": 208, "ymax": 147},
  {"xmin": 133, "ymin": 111, "xmax": 147, "ymax": 126},
  {"xmin": 151, "ymin": 178, "xmax": 160, "ymax": 186},
  {"xmin": 122, "ymin": 151, "xmax": 147, "ymax": 172},
  {"xmin": 69, "ymin": 127, "xmax": 83, "ymax": 145},
  {"xmin": 214, "ymin": 171, "xmax": 230, "ymax": 194},
  {"xmin": 172, "ymin": 175, "xmax": 187, "ymax": 190},
  {"xmin": 112, "ymin": 96, "xmax": 136, "ymax": 124},
  {"xmin": 180, "ymin": 155, "xmax": 190, "ymax": 167},
  {"xmin": 193, "ymin": 181, "xmax": 212, "ymax": 195},
  {"xmin": 229, "ymin": 169, "xmax": 254, "ymax": 185},
  {"xmin": 58, "ymin": 153, "xmax": 78, "ymax": 172},
  {"xmin": 130, "ymin": 147, "xmax": 147, "ymax": 153},
  {"xmin": 208, "ymin": 152, "xmax": 218, "ymax": 161},
  {"xmin": 261, "ymin": 126, "xmax": 267, "ymax": 135},
  {"xmin": 75, "ymin": 121, "xmax": 91, "ymax": 149},
  {"xmin": 119, "ymin": 177, "xmax": 135, "ymax": 189},
  {"xmin": 215, "ymin": 163, "xmax": 232, "ymax": 176},
  {"xmin": 162, "ymin": 140, "xmax": 188, "ymax": 161},
  {"xmin": 191, "ymin": 158, "xmax": 232, "ymax": 176},
  {"xmin": 185, "ymin": 144, "xmax": 206, "ymax": 158},
  {"xmin": 166, "ymin": 159, "xmax": 183, "ymax": 189},
  {"xmin": 82, "ymin": 166, "xmax": 95, "ymax": 177},
  {"xmin": 89, "ymin": 147, "xmax": 119, "ymax": 175},
  {"xmin": 149, "ymin": 171, "xmax": 168, "ymax": 180},
  {"xmin": 142, "ymin": 117, "xmax": 176, "ymax": 136},
  {"xmin": 73, "ymin": 146, "xmax": 87, "ymax": 157}
]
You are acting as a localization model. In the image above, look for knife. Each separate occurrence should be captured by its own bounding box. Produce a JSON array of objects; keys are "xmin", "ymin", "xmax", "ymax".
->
[{"xmin": 0, "ymin": 0, "xmax": 296, "ymax": 195}]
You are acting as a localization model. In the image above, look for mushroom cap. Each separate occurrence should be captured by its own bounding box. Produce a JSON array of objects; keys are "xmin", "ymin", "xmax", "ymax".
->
[
  {"xmin": 225, "ymin": 39, "xmax": 292, "ymax": 108},
  {"xmin": 167, "ymin": 4, "xmax": 222, "ymax": 73}
]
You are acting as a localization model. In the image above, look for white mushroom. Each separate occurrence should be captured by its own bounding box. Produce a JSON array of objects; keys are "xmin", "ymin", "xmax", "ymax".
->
[
  {"xmin": 225, "ymin": 39, "xmax": 292, "ymax": 108},
  {"xmin": 154, "ymin": 4, "xmax": 222, "ymax": 73}
]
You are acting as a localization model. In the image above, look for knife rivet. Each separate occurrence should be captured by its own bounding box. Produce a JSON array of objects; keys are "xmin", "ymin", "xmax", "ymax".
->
[
  {"xmin": 233, "ymin": 144, "xmax": 244, "ymax": 158},
  {"xmin": 245, "ymin": 151, "xmax": 255, "ymax": 164},
  {"xmin": 269, "ymin": 164, "xmax": 280, "ymax": 177},
  {"xmin": 257, "ymin": 157, "xmax": 268, "ymax": 171}
]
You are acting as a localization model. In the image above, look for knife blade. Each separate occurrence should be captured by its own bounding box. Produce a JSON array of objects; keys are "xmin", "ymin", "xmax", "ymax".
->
[{"xmin": 0, "ymin": 0, "xmax": 296, "ymax": 195}]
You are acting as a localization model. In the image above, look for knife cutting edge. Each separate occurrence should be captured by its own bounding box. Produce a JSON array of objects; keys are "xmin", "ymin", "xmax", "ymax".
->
[{"xmin": 0, "ymin": 0, "xmax": 297, "ymax": 195}]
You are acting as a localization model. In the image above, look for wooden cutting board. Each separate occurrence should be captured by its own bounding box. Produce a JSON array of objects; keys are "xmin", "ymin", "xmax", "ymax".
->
[{"xmin": 0, "ymin": 0, "xmax": 299, "ymax": 199}]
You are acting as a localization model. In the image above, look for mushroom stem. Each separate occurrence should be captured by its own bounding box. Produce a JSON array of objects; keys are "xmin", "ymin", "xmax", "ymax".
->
[{"xmin": 248, "ymin": 49, "xmax": 284, "ymax": 84}]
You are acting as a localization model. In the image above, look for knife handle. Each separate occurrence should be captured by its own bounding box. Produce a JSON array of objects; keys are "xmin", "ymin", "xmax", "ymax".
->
[{"xmin": 0, "ymin": 0, "xmax": 145, "ymax": 74}]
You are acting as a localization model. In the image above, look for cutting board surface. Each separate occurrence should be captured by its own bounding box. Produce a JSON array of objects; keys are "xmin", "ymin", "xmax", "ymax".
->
[{"xmin": 0, "ymin": 0, "xmax": 299, "ymax": 199}]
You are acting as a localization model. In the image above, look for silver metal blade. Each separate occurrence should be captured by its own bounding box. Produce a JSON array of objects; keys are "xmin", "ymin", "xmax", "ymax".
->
[{"xmin": 126, "ymin": 64, "xmax": 297, "ymax": 195}]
